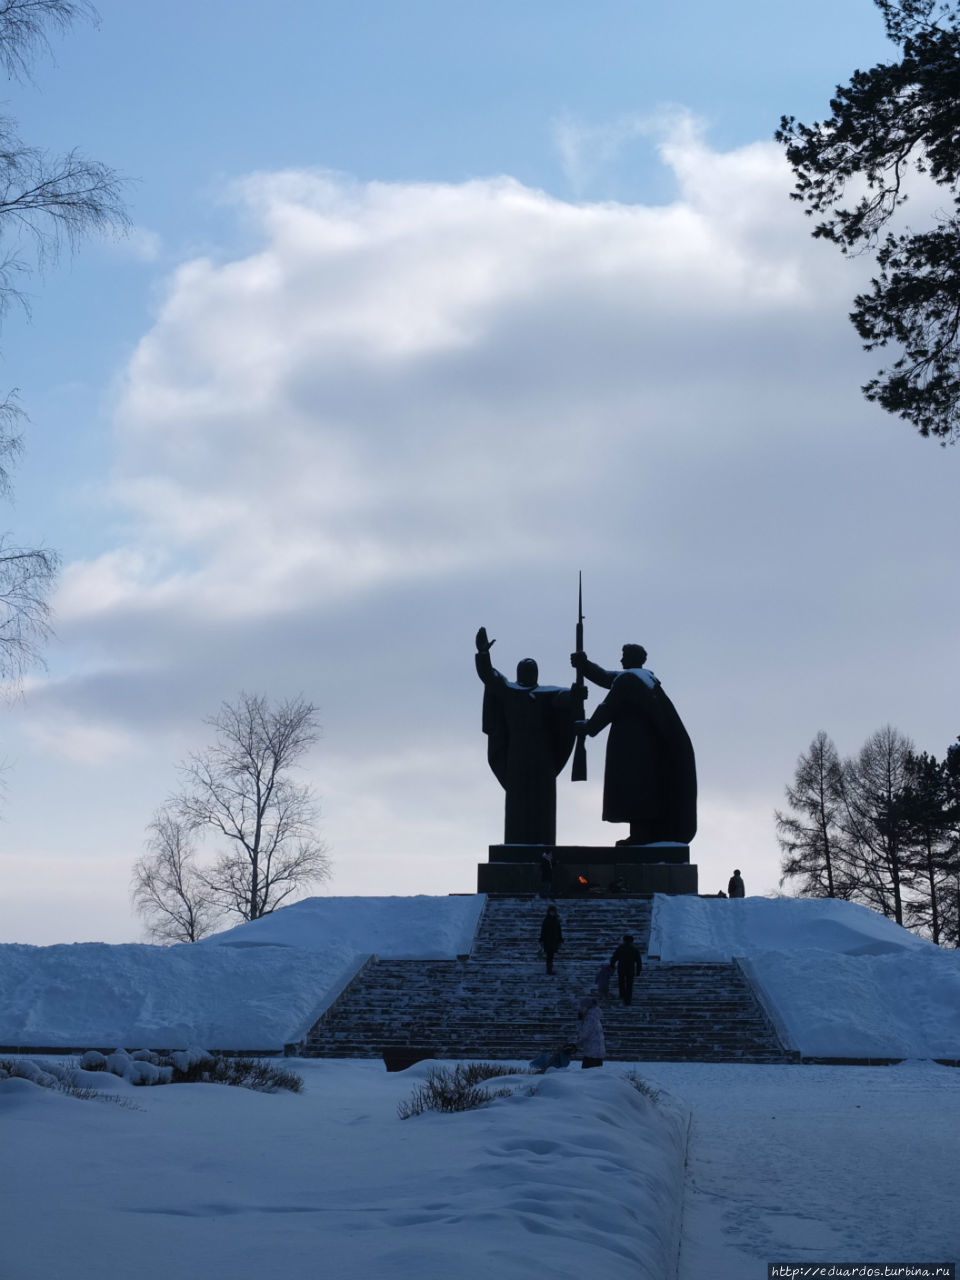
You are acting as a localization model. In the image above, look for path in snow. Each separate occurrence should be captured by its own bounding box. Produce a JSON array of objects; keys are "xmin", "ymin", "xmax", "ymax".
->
[{"xmin": 646, "ymin": 1061, "xmax": 960, "ymax": 1276}]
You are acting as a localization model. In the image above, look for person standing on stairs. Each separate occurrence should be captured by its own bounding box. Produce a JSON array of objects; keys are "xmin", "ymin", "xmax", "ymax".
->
[
  {"xmin": 576, "ymin": 994, "xmax": 605, "ymax": 1068},
  {"xmin": 539, "ymin": 904, "xmax": 563, "ymax": 974},
  {"xmin": 610, "ymin": 933, "xmax": 642, "ymax": 1006},
  {"xmin": 594, "ymin": 958, "xmax": 614, "ymax": 1004},
  {"xmin": 539, "ymin": 849, "xmax": 554, "ymax": 900}
]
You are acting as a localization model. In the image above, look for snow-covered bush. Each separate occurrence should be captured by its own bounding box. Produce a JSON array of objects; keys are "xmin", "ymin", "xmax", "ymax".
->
[
  {"xmin": 397, "ymin": 1063, "xmax": 517, "ymax": 1119},
  {"xmin": 2, "ymin": 1049, "xmax": 302, "ymax": 1096},
  {"xmin": 165, "ymin": 1052, "xmax": 302, "ymax": 1093},
  {"xmin": 0, "ymin": 1057, "xmax": 101, "ymax": 1100},
  {"xmin": 624, "ymin": 1071, "xmax": 665, "ymax": 1105}
]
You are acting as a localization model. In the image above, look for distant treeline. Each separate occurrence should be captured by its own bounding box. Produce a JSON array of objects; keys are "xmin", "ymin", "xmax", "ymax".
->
[{"xmin": 776, "ymin": 727, "xmax": 960, "ymax": 947}]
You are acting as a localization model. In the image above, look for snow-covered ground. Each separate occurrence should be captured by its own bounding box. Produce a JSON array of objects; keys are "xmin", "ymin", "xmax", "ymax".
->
[
  {"xmin": 651, "ymin": 895, "xmax": 960, "ymax": 1058},
  {"xmin": 0, "ymin": 896, "xmax": 484, "ymax": 1049},
  {"xmin": 2, "ymin": 892, "xmax": 958, "ymax": 1058},
  {"xmin": 2, "ymin": 893, "xmax": 959, "ymax": 1278},
  {"xmin": 2, "ymin": 1056, "xmax": 957, "ymax": 1280}
]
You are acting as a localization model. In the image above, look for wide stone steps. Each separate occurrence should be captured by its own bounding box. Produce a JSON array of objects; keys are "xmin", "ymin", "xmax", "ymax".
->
[
  {"xmin": 303, "ymin": 895, "xmax": 795, "ymax": 1064},
  {"xmin": 469, "ymin": 895, "xmax": 653, "ymax": 965}
]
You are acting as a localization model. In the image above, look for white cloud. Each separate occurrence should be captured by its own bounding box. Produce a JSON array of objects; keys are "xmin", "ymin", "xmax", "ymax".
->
[
  {"xmin": 552, "ymin": 108, "xmax": 681, "ymax": 197},
  {"xmin": 59, "ymin": 131, "xmax": 859, "ymax": 631},
  {"xmin": 25, "ymin": 715, "xmax": 140, "ymax": 766}
]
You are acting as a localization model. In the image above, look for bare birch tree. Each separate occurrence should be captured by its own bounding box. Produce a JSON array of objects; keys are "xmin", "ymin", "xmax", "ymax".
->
[
  {"xmin": 135, "ymin": 694, "xmax": 332, "ymax": 935},
  {"xmin": 132, "ymin": 810, "xmax": 219, "ymax": 943},
  {"xmin": 0, "ymin": 0, "xmax": 127, "ymax": 686},
  {"xmin": 839, "ymin": 725, "xmax": 915, "ymax": 926}
]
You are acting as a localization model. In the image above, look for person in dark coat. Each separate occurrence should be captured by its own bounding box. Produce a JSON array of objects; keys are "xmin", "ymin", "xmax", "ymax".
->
[
  {"xmin": 610, "ymin": 933, "xmax": 642, "ymax": 1006},
  {"xmin": 539, "ymin": 904, "xmax": 563, "ymax": 974},
  {"xmin": 477, "ymin": 627, "xmax": 581, "ymax": 845},
  {"xmin": 571, "ymin": 644, "xmax": 696, "ymax": 846},
  {"xmin": 538, "ymin": 849, "xmax": 554, "ymax": 900},
  {"xmin": 728, "ymin": 869, "xmax": 745, "ymax": 898}
]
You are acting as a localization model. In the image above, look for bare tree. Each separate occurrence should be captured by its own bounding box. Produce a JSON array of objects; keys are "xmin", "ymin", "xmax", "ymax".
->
[
  {"xmin": 0, "ymin": 1, "xmax": 96, "ymax": 77},
  {"xmin": 0, "ymin": 541, "xmax": 57, "ymax": 681},
  {"xmin": 132, "ymin": 809, "xmax": 219, "ymax": 943},
  {"xmin": 777, "ymin": 731, "xmax": 852, "ymax": 899},
  {"xmin": 0, "ymin": 1, "xmax": 126, "ymax": 687},
  {"xmin": 163, "ymin": 693, "xmax": 331, "ymax": 926},
  {"xmin": 839, "ymin": 725, "xmax": 915, "ymax": 925}
]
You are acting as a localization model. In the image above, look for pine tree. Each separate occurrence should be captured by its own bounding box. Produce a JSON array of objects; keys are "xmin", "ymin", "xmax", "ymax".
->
[
  {"xmin": 777, "ymin": 0, "xmax": 960, "ymax": 441},
  {"xmin": 777, "ymin": 732, "xmax": 851, "ymax": 898},
  {"xmin": 900, "ymin": 751, "xmax": 953, "ymax": 942}
]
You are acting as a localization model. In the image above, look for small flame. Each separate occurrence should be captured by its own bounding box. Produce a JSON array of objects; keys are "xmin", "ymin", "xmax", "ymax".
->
[{"xmin": 577, "ymin": 875, "xmax": 588, "ymax": 885}]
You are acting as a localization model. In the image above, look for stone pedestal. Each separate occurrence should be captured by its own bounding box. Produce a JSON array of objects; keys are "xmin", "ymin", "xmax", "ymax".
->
[{"xmin": 477, "ymin": 844, "xmax": 698, "ymax": 896}]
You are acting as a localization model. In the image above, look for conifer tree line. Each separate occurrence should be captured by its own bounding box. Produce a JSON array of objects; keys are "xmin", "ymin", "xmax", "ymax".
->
[{"xmin": 776, "ymin": 727, "xmax": 960, "ymax": 945}]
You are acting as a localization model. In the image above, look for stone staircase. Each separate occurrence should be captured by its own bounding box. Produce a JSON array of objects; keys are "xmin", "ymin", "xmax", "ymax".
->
[{"xmin": 302, "ymin": 895, "xmax": 797, "ymax": 1064}]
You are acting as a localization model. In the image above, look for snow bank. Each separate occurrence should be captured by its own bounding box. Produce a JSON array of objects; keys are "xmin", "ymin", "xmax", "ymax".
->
[
  {"xmin": 651, "ymin": 895, "xmax": 960, "ymax": 1058},
  {"xmin": 650, "ymin": 894, "xmax": 936, "ymax": 962},
  {"xmin": 3, "ymin": 891, "xmax": 959, "ymax": 1058},
  {"xmin": 201, "ymin": 894, "xmax": 484, "ymax": 957},
  {"xmin": 0, "ymin": 895, "xmax": 485, "ymax": 1050},
  {"xmin": 0, "ymin": 1059, "xmax": 691, "ymax": 1280},
  {"xmin": 744, "ymin": 947, "xmax": 960, "ymax": 1058},
  {"xmin": 0, "ymin": 938, "xmax": 357, "ymax": 1048}
]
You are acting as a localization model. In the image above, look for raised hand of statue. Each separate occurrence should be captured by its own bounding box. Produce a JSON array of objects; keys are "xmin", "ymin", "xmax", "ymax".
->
[
  {"xmin": 571, "ymin": 650, "xmax": 587, "ymax": 671},
  {"xmin": 476, "ymin": 626, "xmax": 495, "ymax": 653}
]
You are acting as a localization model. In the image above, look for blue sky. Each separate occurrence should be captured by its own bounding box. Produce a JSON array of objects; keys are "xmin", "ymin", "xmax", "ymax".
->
[{"xmin": 3, "ymin": 0, "xmax": 957, "ymax": 943}]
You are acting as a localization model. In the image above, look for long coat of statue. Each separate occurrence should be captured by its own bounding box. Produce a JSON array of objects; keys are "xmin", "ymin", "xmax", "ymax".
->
[{"xmin": 580, "ymin": 657, "xmax": 697, "ymax": 845}]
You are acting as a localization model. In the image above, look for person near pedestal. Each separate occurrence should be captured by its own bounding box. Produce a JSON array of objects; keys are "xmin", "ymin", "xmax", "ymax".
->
[
  {"xmin": 610, "ymin": 933, "xmax": 643, "ymax": 1006},
  {"xmin": 538, "ymin": 849, "xmax": 554, "ymax": 899},
  {"xmin": 728, "ymin": 869, "xmax": 745, "ymax": 898},
  {"xmin": 539, "ymin": 904, "xmax": 563, "ymax": 975}
]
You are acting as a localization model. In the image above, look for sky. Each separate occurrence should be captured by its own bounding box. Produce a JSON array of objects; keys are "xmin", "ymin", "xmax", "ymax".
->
[{"xmin": 1, "ymin": 0, "xmax": 958, "ymax": 943}]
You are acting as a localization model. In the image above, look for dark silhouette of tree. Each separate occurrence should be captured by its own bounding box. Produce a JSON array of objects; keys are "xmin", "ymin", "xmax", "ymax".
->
[
  {"xmin": 778, "ymin": 725, "xmax": 960, "ymax": 945},
  {"xmin": 838, "ymin": 725, "xmax": 914, "ymax": 925},
  {"xmin": 932, "ymin": 738, "xmax": 960, "ymax": 945},
  {"xmin": 777, "ymin": 731, "xmax": 852, "ymax": 898},
  {"xmin": 141, "ymin": 693, "xmax": 332, "ymax": 929},
  {"xmin": 132, "ymin": 810, "xmax": 219, "ymax": 943},
  {"xmin": 0, "ymin": 1, "xmax": 127, "ymax": 684},
  {"xmin": 777, "ymin": 0, "xmax": 960, "ymax": 442},
  {"xmin": 899, "ymin": 750, "xmax": 954, "ymax": 942}
]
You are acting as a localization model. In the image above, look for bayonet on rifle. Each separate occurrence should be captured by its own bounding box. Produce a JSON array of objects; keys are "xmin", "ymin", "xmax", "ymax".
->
[{"xmin": 571, "ymin": 572, "xmax": 587, "ymax": 781}]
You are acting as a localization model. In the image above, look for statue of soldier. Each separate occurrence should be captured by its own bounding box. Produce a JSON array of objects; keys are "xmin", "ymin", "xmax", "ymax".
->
[
  {"xmin": 571, "ymin": 643, "xmax": 697, "ymax": 846},
  {"xmin": 476, "ymin": 627, "xmax": 584, "ymax": 845}
]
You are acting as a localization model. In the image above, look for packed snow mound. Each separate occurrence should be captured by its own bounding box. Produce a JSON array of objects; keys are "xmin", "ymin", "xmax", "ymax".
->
[
  {"xmin": 0, "ymin": 895, "xmax": 485, "ymax": 1050},
  {"xmin": 2, "ymin": 892, "xmax": 959, "ymax": 1058},
  {"xmin": 650, "ymin": 894, "xmax": 960, "ymax": 1058},
  {"xmin": 650, "ymin": 895, "xmax": 936, "ymax": 963},
  {"xmin": 201, "ymin": 894, "xmax": 483, "ymax": 957},
  {"xmin": 0, "ymin": 938, "xmax": 358, "ymax": 1049},
  {"xmin": 743, "ymin": 947, "xmax": 960, "ymax": 1058},
  {"xmin": 0, "ymin": 1059, "xmax": 693, "ymax": 1280}
]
